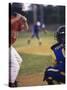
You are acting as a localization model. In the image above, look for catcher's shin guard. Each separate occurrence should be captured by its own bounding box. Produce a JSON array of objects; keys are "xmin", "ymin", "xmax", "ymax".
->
[
  {"xmin": 43, "ymin": 67, "xmax": 65, "ymax": 84},
  {"xmin": 43, "ymin": 70, "xmax": 53, "ymax": 85}
]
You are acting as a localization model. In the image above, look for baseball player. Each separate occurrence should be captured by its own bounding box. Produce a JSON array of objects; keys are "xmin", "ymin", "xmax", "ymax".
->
[
  {"xmin": 27, "ymin": 21, "xmax": 42, "ymax": 45},
  {"xmin": 9, "ymin": 10, "xmax": 28, "ymax": 87},
  {"xmin": 43, "ymin": 25, "xmax": 65, "ymax": 84}
]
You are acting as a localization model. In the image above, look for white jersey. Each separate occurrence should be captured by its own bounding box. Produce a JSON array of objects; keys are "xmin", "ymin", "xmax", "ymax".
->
[{"xmin": 9, "ymin": 46, "xmax": 23, "ymax": 83}]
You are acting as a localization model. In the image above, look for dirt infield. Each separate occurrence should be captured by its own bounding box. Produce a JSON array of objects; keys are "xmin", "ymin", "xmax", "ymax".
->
[
  {"xmin": 16, "ymin": 44, "xmax": 55, "ymax": 59},
  {"xmin": 17, "ymin": 73, "xmax": 47, "ymax": 86},
  {"xmin": 14, "ymin": 33, "xmax": 56, "ymax": 87},
  {"xmin": 16, "ymin": 44, "xmax": 55, "ymax": 86}
]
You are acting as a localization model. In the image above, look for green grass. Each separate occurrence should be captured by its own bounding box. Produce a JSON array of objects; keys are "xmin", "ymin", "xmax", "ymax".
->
[
  {"xmin": 13, "ymin": 31, "xmax": 56, "ymax": 76},
  {"xmin": 19, "ymin": 53, "xmax": 53, "ymax": 75},
  {"xmin": 13, "ymin": 31, "xmax": 56, "ymax": 48}
]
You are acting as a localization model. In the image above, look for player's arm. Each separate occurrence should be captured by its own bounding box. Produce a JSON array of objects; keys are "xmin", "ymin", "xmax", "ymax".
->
[
  {"xmin": 17, "ymin": 13, "xmax": 29, "ymax": 31},
  {"xmin": 24, "ymin": 19, "xmax": 29, "ymax": 31},
  {"xmin": 11, "ymin": 15, "xmax": 21, "ymax": 24},
  {"xmin": 51, "ymin": 43, "xmax": 65, "ymax": 64}
]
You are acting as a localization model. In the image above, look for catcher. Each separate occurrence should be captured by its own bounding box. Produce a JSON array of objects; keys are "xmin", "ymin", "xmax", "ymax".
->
[
  {"xmin": 43, "ymin": 25, "xmax": 65, "ymax": 84},
  {"xmin": 9, "ymin": 4, "xmax": 28, "ymax": 87}
]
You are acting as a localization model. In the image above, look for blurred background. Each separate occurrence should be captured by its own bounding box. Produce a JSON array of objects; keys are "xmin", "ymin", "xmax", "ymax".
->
[
  {"xmin": 9, "ymin": 3, "xmax": 65, "ymax": 86},
  {"xmin": 11, "ymin": 3, "xmax": 65, "ymax": 31}
]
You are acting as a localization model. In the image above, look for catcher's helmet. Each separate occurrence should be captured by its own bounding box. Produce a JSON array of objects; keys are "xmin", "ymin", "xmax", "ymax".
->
[{"xmin": 56, "ymin": 25, "xmax": 65, "ymax": 45}]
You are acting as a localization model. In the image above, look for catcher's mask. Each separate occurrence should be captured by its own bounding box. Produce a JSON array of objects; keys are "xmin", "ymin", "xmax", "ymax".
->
[{"xmin": 56, "ymin": 25, "xmax": 65, "ymax": 45}]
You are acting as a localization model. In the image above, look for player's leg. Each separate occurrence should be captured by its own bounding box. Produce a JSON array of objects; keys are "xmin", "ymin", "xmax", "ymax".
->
[
  {"xmin": 27, "ymin": 29, "xmax": 35, "ymax": 44},
  {"xmin": 43, "ymin": 66, "xmax": 54, "ymax": 85},
  {"xmin": 9, "ymin": 81, "xmax": 18, "ymax": 87},
  {"xmin": 27, "ymin": 34, "xmax": 35, "ymax": 44},
  {"xmin": 9, "ymin": 60, "xmax": 20, "ymax": 87},
  {"xmin": 9, "ymin": 47, "xmax": 22, "ymax": 87},
  {"xmin": 35, "ymin": 32, "xmax": 42, "ymax": 45},
  {"xmin": 43, "ymin": 66, "xmax": 65, "ymax": 84}
]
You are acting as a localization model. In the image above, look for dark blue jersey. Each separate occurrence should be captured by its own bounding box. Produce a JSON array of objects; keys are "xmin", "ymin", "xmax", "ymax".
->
[
  {"xmin": 43, "ymin": 43, "xmax": 65, "ymax": 83},
  {"xmin": 34, "ymin": 24, "xmax": 39, "ymax": 33},
  {"xmin": 51, "ymin": 43, "xmax": 65, "ymax": 63}
]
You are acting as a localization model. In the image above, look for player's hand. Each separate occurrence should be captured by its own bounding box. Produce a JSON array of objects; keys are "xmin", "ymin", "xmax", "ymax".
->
[
  {"xmin": 17, "ymin": 13, "xmax": 27, "ymax": 21},
  {"xmin": 17, "ymin": 14, "xmax": 29, "ymax": 31}
]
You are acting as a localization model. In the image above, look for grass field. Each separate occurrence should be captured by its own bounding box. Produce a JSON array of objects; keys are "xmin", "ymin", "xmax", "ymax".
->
[{"xmin": 13, "ymin": 30, "xmax": 56, "ymax": 86}]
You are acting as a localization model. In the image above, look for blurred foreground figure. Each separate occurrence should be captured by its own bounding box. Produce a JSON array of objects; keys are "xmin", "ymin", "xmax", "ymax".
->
[{"xmin": 9, "ymin": 4, "xmax": 28, "ymax": 87}]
